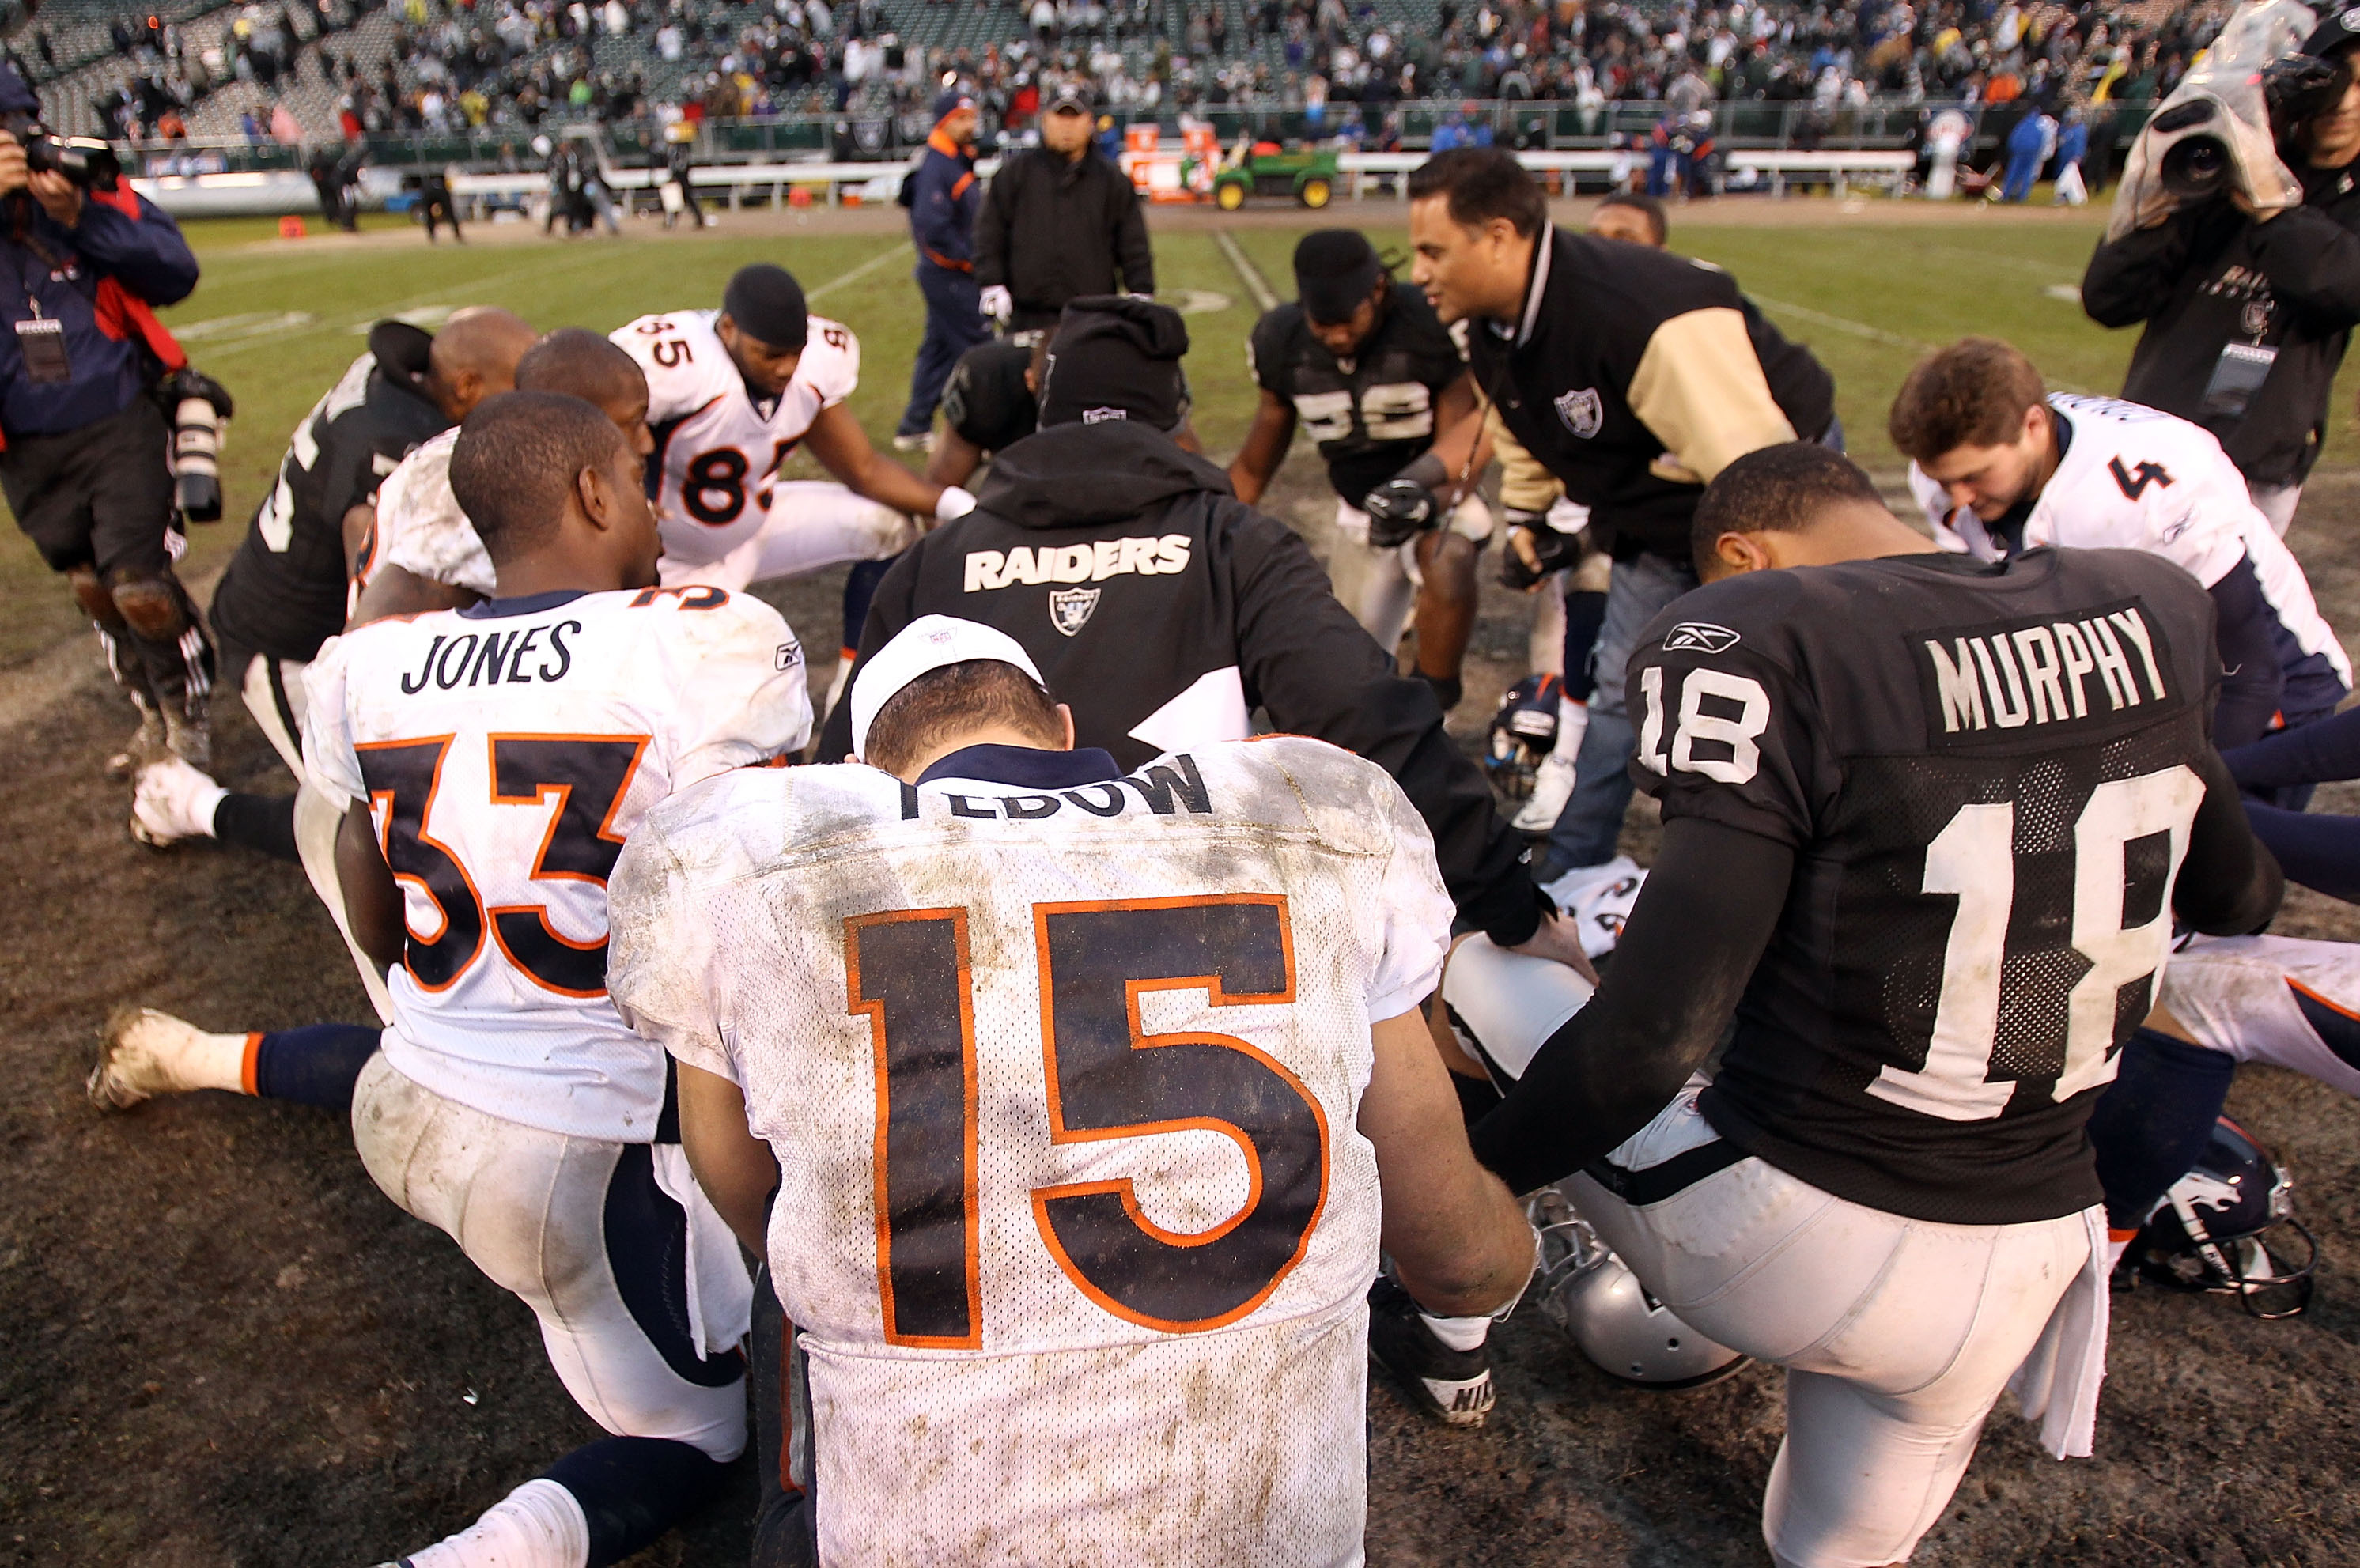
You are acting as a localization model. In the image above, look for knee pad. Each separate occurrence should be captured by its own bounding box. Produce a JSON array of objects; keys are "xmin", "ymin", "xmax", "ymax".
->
[
  {"xmin": 108, "ymin": 572, "xmax": 194, "ymax": 641},
  {"xmin": 68, "ymin": 565, "xmax": 124, "ymax": 629}
]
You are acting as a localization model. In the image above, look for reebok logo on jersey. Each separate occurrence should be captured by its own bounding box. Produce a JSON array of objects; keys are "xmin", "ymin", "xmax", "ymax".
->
[
  {"xmin": 1664, "ymin": 622, "xmax": 1741, "ymax": 654},
  {"xmin": 963, "ymin": 535, "xmax": 1192, "ymax": 592},
  {"xmin": 1916, "ymin": 598, "xmax": 2172, "ymax": 744}
]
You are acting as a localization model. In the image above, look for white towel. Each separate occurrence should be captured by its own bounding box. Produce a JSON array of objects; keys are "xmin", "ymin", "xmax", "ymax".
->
[
  {"xmin": 652, "ymin": 1142, "xmax": 758, "ymax": 1361},
  {"xmin": 2007, "ymin": 1203, "xmax": 2110, "ymax": 1459}
]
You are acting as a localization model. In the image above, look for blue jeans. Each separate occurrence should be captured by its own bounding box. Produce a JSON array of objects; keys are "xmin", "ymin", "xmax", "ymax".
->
[
  {"xmin": 1539, "ymin": 549, "xmax": 1699, "ymax": 876},
  {"xmin": 899, "ymin": 263, "xmax": 990, "ymax": 438}
]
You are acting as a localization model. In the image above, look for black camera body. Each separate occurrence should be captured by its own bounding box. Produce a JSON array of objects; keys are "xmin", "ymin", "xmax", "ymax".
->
[{"xmin": 22, "ymin": 128, "xmax": 120, "ymax": 191}]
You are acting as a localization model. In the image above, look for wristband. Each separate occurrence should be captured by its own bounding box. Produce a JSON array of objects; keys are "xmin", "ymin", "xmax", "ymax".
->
[
  {"xmin": 1394, "ymin": 451, "xmax": 1450, "ymax": 493},
  {"xmin": 933, "ymin": 485, "xmax": 976, "ymax": 523}
]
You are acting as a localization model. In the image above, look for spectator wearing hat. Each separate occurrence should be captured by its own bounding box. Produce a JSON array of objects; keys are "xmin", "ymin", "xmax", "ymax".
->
[
  {"xmin": 819, "ymin": 294, "xmax": 1588, "ymax": 973},
  {"xmin": 974, "ymin": 83, "xmax": 1155, "ymax": 334},
  {"xmin": 894, "ymin": 85, "xmax": 989, "ymax": 452},
  {"xmin": 2082, "ymin": 11, "xmax": 2360, "ymax": 534}
]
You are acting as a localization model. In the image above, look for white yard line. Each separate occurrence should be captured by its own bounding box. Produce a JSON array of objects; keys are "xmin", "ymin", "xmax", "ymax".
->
[
  {"xmin": 1215, "ymin": 230, "xmax": 1280, "ymax": 313},
  {"xmin": 807, "ymin": 240, "xmax": 913, "ymax": 301}
]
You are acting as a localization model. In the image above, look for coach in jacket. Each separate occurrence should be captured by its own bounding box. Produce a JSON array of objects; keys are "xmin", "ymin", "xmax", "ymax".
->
[
  {"xmin": 974, "ymin": 83, "xmax": 1155, "ymax": 334},
  {"xmin": 896, "ymin": 85, "xmax": 990, "ymax": 448},
  {"xmin": 822, "ymin": 296, "xmax": 1587, "ymax": 968},
  {"xmin": 2082, "ymin": 9, "xmax": 2360, "ymax": 533}
]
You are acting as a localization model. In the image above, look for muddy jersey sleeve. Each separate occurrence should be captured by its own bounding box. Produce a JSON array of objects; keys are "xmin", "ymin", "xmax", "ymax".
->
[
  {"xmin": 641, "ymin": 589, "xmax": 816, "ymax": 787},
  {"xmin": 607, "ymin": 810, "xmax": 735, "ymax": 1084},
  {"xmin": 297, "ymin": 633, "xmax": 366, "ymax": 804},
  {"xmin": 1367, "ymin": 768, "xmax": 1458, "ymax": 1020}
]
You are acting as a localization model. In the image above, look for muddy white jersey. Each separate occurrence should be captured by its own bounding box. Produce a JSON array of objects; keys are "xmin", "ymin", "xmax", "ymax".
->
[
  {"xmin": 608, "ymin": 736, "xmax": 1455, "ymax": 1567},
  {"xmin": 1908, "ymin": 393, "xmax": 2349, "ymax": 686},
  {"xmin": 612, "ymin": 308, "xmax": 861, "ymax": 569},
  {"xmin": 357, "ymin": 426, "xmax": 495, "ymax": 603},
  {"xmin": 303, "ymin": 584, "xmax": 812, "ymax": 1141}
]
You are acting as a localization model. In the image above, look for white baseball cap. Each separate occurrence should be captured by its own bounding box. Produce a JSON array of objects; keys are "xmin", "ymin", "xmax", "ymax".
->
[{"xmin": 849, "ymin": 614, "xmax": 1047, "ymax": 761}]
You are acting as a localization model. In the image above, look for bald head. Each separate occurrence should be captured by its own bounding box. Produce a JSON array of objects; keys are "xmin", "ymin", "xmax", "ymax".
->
[{"xmin": 424, "ymin": 308, "xmax": 537, "ymax": 422}]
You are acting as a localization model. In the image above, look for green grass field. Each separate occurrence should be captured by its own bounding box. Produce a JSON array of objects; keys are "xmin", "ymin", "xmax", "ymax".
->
[{"xmin": 1, "ymin": 202, "xmax": 2341, "ymax": 667}]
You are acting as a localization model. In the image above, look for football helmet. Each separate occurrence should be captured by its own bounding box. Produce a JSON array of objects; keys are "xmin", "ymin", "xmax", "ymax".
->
[
  {"xmin": 1485, "ymin": 672, "xmax": 1564, "ymax": 808},
  {"xmin": 1527, "ymin": 1188, "xmax": 1748, "ymax": 1389},
  {"xmin": 2127, "ymin": 1116, "xmax": 2317, "ymax": 1319}
]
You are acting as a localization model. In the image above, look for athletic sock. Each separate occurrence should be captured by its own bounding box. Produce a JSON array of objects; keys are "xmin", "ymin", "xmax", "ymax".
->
[
  {"xmin": 543, "ymin": 1436, "xmax": 732, "ymax": 1567},
  {"xmin": 2086, "ymin": 1026, "xmax": 2237, "ymax": 1231},
  {"xmin": 1561, "ymin": 589, "xmax": 1608, "ymax": 703},
  {"xmin": 841, "ymin": 556, "xmax": 896, "ymax": 653},
  {"xmin": 395, "ymin": 1476, "xmax": 591, "ymax": 1568},
  {"xmin": 246, "ymin": 1023, "xmax": 381, "ymax": 1109},
  {"xmin": 1420, "ymin": 1312, "xmax": 1492, "ymax": 1351},
  {"xmin": 211, "ymin": 792, "xmax": 301, "ymax": 863}
]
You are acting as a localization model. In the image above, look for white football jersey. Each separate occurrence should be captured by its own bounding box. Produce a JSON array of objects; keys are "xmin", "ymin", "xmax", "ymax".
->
[
  {"xmin": 303, "ymin": 585, "xmax": 812, "ymax": 1141},
  {"xmin": 608, "ymin": 736, "xmax": 1454, "ymax": 1567},
  {"xmin": 611, "ymin": 308, "xmax": 861, "ymax": 569},
  {"xmin": 1908, "ymin": 393, "xmax": 2350, "ymax": 686},
  {"xmin": 359, "ymin": 426, "xmax": 496, "ymax": 602}
]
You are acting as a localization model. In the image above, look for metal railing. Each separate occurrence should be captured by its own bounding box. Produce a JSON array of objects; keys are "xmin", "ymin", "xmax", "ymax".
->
[{"xmin": 120, "ymin": 93, "xmax": 2161, "ymax": 178}]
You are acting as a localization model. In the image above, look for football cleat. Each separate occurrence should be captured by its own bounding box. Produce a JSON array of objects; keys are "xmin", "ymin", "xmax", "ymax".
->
[
  {"xmin": 104, "ymin": 705, "xmax": 168, "ymax": 780},
  {"xmin": 891, "ymin": 430, "xmax": 936, "ymax": 454},
  {"xmin": 129, "ymin": 754, "xmax": 226, "ymax": 848},
  {"xmin": 89, "ymin": 1006, "xmax": 235, "ymax": 1110},
  {"xmin": 1367, "ymin": 1276, "xmax": 1496, "ymax": 1426},
  {"xmin": 164, "ymin": 700, "xmax": 211, "ymax": 772}
]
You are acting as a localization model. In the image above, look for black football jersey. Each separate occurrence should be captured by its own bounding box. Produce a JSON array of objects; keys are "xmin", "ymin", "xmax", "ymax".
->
[
  {"xmin": 1248, "ymin": 283, "xmax": 1466, "ymax": 509},
  {"xmin": 1629, "ymin": 548, "xmax": 2221, "ymax": 1225},
  {"xmin": 208, "ymin": 346, "xmax": 448, "ymax": 663},
  {"xmin": 942, "ymin": 339, "xmax": 1036, "ymax": 455}
]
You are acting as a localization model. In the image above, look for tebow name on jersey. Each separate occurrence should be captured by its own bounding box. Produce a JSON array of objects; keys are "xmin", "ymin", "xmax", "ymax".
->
[
  {"xmin": 963, "ymin": 534, "xmax": 1191, "ymax": 591},
  {"xmin": 397, "ymin": 622, "xmax": 579, "ymax": 693},
  {"xmin": 1922, "ymin": 600, "xmax": 2171, "ymax": 739}
]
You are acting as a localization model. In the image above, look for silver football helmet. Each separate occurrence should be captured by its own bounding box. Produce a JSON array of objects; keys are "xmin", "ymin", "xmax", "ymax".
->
[{"xmin": 1527, "ymin": 1188, "xmax": 1748, "ymax": 1389}]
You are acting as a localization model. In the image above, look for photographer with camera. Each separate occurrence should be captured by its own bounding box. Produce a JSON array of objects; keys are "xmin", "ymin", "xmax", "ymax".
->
[
  {"xmin": 2082, "ymin": 6, "xmax": 2360, "ymax": 534},
  {"xmin": 0, "ymin": 62, "xmax": 214, "ymax": 771}
]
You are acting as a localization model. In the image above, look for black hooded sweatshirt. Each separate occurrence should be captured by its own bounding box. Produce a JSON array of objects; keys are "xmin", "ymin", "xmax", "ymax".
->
[{"xmin": 818, "ymin": 419, "xmax": 1551, "ymax": 948}]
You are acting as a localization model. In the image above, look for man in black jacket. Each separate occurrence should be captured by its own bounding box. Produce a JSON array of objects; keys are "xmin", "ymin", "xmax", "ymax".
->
[
  {"xmin": 2082, "ymin": 10, "xmax": 2360, "ymax": 534},
  {"xmin": 974, "ymin": 84, "xmax": 1155, "ymax": 333},
  {"xmin": 1406, "ymin": 147, "xmax": 1835, "ymax": 885},
  {"xmin": 819, "ymin": 296, "xmax": 1583, "ymax": 972}
]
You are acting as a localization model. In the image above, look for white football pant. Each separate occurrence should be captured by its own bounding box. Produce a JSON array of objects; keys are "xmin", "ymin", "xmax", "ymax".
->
[
  {"xmin": 2160, "ymin": 932, "xmax": 2360, "ymax": 1098},
  {"xmin": 351, "ymin": 1053, "xmax": 752, "ymax": 1462},
  {"xmin": 1327, "ymin": 493, "xmax": 1495, "ymax": 656},
  {"xmin": 659, "ymin": 480, "xmax": 918, "ymax": 593},
  {"xmin": 1442, "ymin": 938, "xmax": 2101, "ymax": 1568}
]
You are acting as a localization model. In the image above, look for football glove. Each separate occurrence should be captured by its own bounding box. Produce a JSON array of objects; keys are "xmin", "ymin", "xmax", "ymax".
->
[
  {"xmin": 1500, "ymin": 511, "xmax": 1585, "ymax": 588},
  {"xmin": 1363, "ymin": 479, "xmax": 1438, "ymax": 548}
]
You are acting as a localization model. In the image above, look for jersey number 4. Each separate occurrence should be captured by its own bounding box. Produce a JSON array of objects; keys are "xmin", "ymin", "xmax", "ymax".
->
[
  {"xmin": 357, "ymin": 733, "xmax": 649, "ymax": 996},
  {"xmin": 848, "ymin": 895, "xmax": 1326, "ymax": 1348}
]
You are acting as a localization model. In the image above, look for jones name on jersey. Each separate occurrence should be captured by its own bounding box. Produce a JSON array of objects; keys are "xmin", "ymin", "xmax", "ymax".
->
[
  {"xmin": 302, "ymin": 584, "xmax": 811, "ymax": 1143},
  {"xmin": 612, "ymin": 308, "xmax": 861, "ymax": 565},
  {"xmin": 1249, "ymin": 282, "xmax": 1466, "ymax": 508},
  {"xmin": 1628, "ymin": 547, "xmax": 2219, "ymax": 1226},
  {"xmin": 608, "ymin": 735, "xmax": 1454, "ymax": 1566}
]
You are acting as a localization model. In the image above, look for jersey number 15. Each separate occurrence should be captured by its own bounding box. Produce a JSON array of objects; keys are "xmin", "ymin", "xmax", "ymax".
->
[{"xmin": 848, "ymin": 894, "xmax": 1328, "ymax": 1348}]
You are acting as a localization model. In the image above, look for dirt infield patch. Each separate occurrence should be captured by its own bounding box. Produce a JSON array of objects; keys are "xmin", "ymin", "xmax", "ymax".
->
[{"xmin": 2, "ymin": 470, "xmax": 2358, "ymax": 1566}]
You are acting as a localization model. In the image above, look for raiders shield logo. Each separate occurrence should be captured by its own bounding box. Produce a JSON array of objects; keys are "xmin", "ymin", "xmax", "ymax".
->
[
  {"xmin": 1050, "ymin": 587, "xmax": 1102, "ymax": 636},
  {"xmin": 1663, "ymin": 622, "xmax": 1741, "ymax": 653},
  {"xmin": 1555, "ymin": 386, "xmax": 1604, "ymax": 439}
]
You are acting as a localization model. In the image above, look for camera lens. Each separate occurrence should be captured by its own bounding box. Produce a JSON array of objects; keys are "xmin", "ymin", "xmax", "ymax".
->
[{"xmin": 2161, "ymin": 134, "xmax": 2230, "ymax": 198}]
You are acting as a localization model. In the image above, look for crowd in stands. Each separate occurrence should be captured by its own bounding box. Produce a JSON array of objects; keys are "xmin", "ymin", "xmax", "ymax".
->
[{"xmin": 41, "ymin": 0, "xmax": 2225, "ymax": 147}]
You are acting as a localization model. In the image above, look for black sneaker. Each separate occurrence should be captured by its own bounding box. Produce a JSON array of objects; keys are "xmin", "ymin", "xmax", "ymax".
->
[{"xmin": 1367, "ymin": 1277, "xmax": 1495, "ymax": 1426}]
